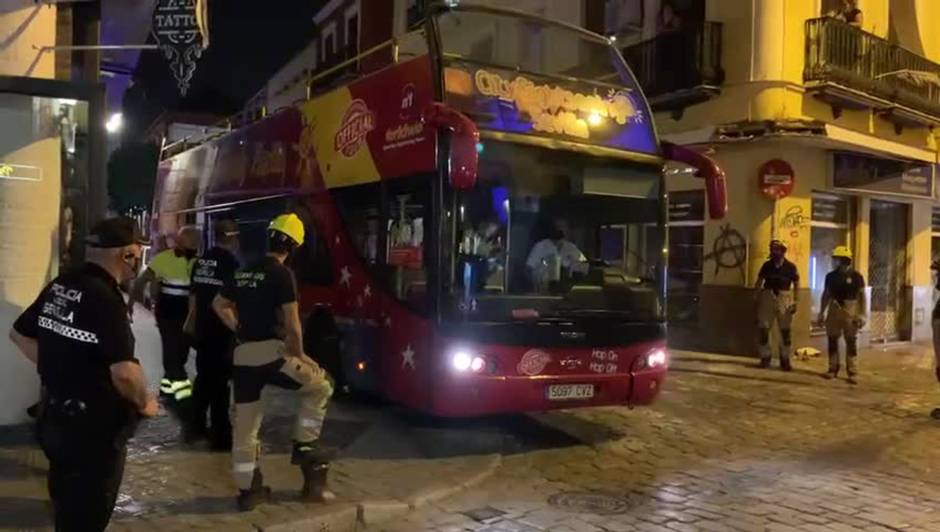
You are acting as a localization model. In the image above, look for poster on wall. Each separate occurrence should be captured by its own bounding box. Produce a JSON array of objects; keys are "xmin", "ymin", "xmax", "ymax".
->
[{"xmin": 832, "ymin": 152, "xmax": 935, "ymax": 198}]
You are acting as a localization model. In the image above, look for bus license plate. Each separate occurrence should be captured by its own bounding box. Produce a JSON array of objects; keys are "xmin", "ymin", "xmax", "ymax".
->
[{"xmin": 546, "ymin": 384, "xmax": 594, "ymax": 401}]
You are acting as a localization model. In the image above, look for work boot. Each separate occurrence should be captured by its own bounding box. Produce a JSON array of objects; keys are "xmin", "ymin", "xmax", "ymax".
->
[
  {"xmin": 847, "ymin": 374, "xmax": 858, "ymax": 385},
  {"xmin": 236, "ymin": 469, "xmax": 272, "ymax": 512},
  {"xmin": 758, "ymin": 358, "xmax": 771, "ymax": 369},
  {"xmin": 780, "ymin": 358, "xmax": 792, "ymax": 372},
  {"xmin": 929, "ymin": 408, "xmax": 940, "ymax": 420},
  {"xmin": 824, "ymin": 366, "xmax": 839, "ymax": 380},
  {"xmin": 292, "ymin": 441, "xmax": 337, "ymax": 503},
  {"xmin": 300, "ymin": 462, "xmax": 336, "ymax": 503}
]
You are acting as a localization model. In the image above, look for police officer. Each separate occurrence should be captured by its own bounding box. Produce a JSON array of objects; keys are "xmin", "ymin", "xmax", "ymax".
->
[
  {"xmin": 129, "ymin": 226, "xmax": 200, "ymax": 417},
  {"xmin": 755, "ymin": 239, "xmax": 800, "ymax": 371},
  {"xmin": 213, "ymin": 213, "xmax": 335, "ymax": 511},
  {"xmin": 8, "ymin": 217, "xmax": 159, "ymax": 531},
  {"xmin": 184, "ymin": 219, "xmax": 240, "ymax": 450},
  {"xmin": 817, "ymin": 246, "xmax": 867, "ymax": 384}
]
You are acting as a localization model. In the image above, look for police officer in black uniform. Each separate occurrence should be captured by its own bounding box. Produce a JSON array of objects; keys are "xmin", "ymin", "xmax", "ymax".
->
[
  {"xmin": 8, "ymin": 217, "xmax": 159, "ymax": 531},
  {"xmin": 184, "ymin": 219, "xmax": 240, "ymax": 449}
]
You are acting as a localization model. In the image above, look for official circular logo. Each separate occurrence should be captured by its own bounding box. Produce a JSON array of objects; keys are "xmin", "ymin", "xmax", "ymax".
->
[
  {"xmin": 517, "ymin": 349, "xmax": 551, "ymax": 376},
  {"xmin": 335, "ymin": 99, "xmax": 375, "ymax": 157}
]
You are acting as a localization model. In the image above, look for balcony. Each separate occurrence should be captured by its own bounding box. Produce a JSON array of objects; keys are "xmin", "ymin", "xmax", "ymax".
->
[
  {"xmin": 622, "ymin": 22, "xmax": 725, "ymax": 117},
  {"xmin": 804, "ymin": 17, "xmax": 940, "ymax": 130}
]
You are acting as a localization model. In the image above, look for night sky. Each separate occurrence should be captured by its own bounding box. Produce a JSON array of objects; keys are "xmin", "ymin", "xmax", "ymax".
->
[{"xmin": 125, "ymin": 0, "xmax": 326, "ymax": 137}]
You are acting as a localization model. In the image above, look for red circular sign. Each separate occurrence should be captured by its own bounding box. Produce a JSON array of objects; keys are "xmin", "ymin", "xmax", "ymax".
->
[{"xmin": 758, "ymin": 159, "xmax": 795, "ymax": 199}]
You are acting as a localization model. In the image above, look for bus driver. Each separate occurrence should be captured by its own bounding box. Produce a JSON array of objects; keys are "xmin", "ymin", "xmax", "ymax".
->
[{"xmin": 526, "ymin": 219, "xmax": 587, "ymax": 291}]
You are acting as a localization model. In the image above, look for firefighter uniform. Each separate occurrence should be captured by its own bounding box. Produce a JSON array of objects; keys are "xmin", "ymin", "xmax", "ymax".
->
[
  {"xmin": 220, "ymin": 214, "xmax": 334, "ymax": 510},
  {"xmin": 190, "ymin": 240, "xmax": 239, "ymax": 449},
  {"xmin": 756, "ymin": 248, "xmax": 799, "ymax": 369},
  {"xmin": 13, "ymin": 218, "xmax": 145, "ymax": 531},
  {"xmin": 820, "ymin": 246, "xmax": 866, "ymax": 382},
  {"xmin": 148, "ymin": 248, "xmax": 196, "ymax": 402}
]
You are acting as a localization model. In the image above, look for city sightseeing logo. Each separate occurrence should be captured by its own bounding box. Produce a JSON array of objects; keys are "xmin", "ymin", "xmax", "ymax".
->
[{"xmin": 335, "ymin": 99, "xmax": 375, "ymax": 157}]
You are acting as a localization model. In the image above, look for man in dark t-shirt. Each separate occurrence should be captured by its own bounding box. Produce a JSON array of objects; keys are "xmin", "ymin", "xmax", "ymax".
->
[
  {"xmin": 816, "ymin": 245, "xmax": 866, "ymax": 384},
  {"xmin": 9, "ymin": 217, "xmax": 158, "ymax": 531},
  {"xmin": 213, "ymin": 213, "xmax": 335, "ymax": 511},
  {"xmin": 755, "ymin": 239, "xmax": 800, "ymax": 371},
  {"xmin": 185, "ymin": 219, "xmax": 240, "ymax": 449}
]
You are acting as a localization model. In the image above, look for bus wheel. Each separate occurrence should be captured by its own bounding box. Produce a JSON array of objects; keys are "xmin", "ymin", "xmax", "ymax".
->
[{"xmin": 303, "ymin": 311, "xmax": 347, "ymax": 395}]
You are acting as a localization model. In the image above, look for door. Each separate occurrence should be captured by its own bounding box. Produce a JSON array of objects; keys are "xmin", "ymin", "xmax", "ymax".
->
[{"xmin": 868, "ymin": 200, "xmax": 909, "ymax": 342}]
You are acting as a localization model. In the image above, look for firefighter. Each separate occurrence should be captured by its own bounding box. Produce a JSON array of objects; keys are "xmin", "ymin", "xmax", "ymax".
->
[
  {"xmin": 754, "ymin": 239, "xmax": 799, "ymax": 371},
  {"xmin": 212, "ymin": 213, "xmax": 335, "ymax": 511},
  {"xmin": 129, "ymin": 226, "xmax": 200, "ymax": 423},
  {"xmin": 816, "ymin": 246, "xmax": 866, "ymax": 384},
  {"xmin": 9, "ymin": 217, "xmax": 159, "ymax": 531},
  {"xmin": 184, "ymin": 219, "xmax": 240, "ymax": 450}
]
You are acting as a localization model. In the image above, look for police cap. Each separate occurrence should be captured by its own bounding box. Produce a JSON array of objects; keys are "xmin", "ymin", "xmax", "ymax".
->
[{"xmin": 86, "ymin": 216, "xmax": 148, "ymax": 248}]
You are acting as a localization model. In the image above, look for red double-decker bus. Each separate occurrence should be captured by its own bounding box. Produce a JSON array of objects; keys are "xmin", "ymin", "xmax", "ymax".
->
[{"xmin": 152, "ymin": 4, "xmax": 726, "ymax": 417}]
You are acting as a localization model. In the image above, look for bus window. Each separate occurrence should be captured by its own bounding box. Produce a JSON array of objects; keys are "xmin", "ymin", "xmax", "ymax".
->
[
  {"xmin": 232, "ymin": 199, "xmax": 289, "ymax": 265},
  {"xmin": 450, "ymin": 142, "xmax": 664, "ymax": 323},
  {"xmin": 288, "ymin": 202, "xmax": 333, "ymax": 285},
  {"xmin": 385, "ymin": 180, "xmax": 430, "ymax": 314},
  {"xmin": 334, "ymin": 183, "xmax": 381, "ymax": 267}
]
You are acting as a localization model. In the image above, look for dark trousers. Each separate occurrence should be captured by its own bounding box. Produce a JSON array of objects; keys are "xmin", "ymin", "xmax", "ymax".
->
[
  {"xmin": 157, "ymin": 315, "xmax": 190, "ymax": 382},
  {"xmin": 192, "ymin": 337, "xmax": 234, "ymax": 446},
  {"xmin": 37, "ymin": 405, "xmax": 129, "ymax": 532}
]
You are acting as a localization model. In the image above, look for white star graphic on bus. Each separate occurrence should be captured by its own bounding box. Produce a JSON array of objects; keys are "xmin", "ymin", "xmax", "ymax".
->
[
  {"xmin": 401, "ymin": 345, "xmax": 415, "ymax": 369},
  {"xmin": 363, "ymin": 284, "xmax": 372, "ymax": 298},
  {"xmin": 334, "ymin": 235, "xmax": 341, "ymax": 245},
  {"xmin": 340, "ymin": 266, "xmax": 352, "ymax": 287}
]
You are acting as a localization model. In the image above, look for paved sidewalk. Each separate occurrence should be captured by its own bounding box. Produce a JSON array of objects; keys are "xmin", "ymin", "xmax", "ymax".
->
[{"xmin": 0, "ymin": 313, "xmax": 505, "ymax": 532}]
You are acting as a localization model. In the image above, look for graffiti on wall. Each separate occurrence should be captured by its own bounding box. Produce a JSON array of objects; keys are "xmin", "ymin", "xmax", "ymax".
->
[{"xmin": 704, "ymin": 223, "xmax": 747, "ymax": 281}]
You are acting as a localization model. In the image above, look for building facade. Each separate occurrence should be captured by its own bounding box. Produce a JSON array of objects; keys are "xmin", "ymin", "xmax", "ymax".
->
[
  {"xmin": 613, "ymin": 0, "xmax": 940, "ymax": 355},
  {"xmin": 0, "ymin": 1, "xmax": 106, "ymax": 424}
]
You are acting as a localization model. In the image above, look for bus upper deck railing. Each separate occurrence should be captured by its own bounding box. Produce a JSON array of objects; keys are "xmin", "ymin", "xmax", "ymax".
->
[{"xmin": 160, "ymin": 38, "xmax": 402, "ymax": 161}]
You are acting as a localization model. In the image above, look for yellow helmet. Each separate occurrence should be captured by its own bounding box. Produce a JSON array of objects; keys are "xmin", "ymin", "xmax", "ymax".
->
[
  {"xmin": 832, "ymin": 245, "xmax": 852, "ymax": 259},
  {"xmin": 269, "ymin": 213, "xmax": 305, "ymax": 246}
]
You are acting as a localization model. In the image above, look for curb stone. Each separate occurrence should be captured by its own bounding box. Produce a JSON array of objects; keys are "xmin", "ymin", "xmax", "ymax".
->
[{"xmin": 261, "ymin": 454, "xmax": 502, "ymax": 531}]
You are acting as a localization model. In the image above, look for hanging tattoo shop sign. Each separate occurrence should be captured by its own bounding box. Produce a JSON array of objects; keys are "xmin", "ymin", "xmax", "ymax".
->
[{"xmin": 152, "ymin": 0, "xmax": 206, "ymax": 96}]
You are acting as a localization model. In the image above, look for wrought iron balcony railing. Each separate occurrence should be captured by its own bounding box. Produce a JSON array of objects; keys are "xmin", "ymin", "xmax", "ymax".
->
[
  {"xmin": 622, "ymin": 22, "xmax": 725, "ymax": 112},
  {"xmin": 804, "ymin": 17, "xmax": 940, "ymax": 121}
]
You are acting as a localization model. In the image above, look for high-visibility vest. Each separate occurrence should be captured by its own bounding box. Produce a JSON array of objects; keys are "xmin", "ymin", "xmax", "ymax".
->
[{"xmin": 147, "ymin": 249, "xmax": 194, "ymax": 298}]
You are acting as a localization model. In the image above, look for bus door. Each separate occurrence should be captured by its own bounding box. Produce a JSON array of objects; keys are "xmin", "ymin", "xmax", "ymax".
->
[{"xmin": 373, "ymin": 178, "xmax": 433, "ymax": 409}]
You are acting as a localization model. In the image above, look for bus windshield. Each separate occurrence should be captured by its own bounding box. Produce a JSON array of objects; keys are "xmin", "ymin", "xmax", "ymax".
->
[
  {"xmin": 447, "ymin": 142, "xmax": 665, "ymax": 323},
  {"xmin": 435, "ymin": 7, "xmax": 633, "ymax": 88}
]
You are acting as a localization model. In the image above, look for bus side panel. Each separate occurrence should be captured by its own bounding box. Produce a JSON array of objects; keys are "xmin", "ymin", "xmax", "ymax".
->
[{"xmin": 300, "ymin": 189, "xmax": 433, "ymax": 411}]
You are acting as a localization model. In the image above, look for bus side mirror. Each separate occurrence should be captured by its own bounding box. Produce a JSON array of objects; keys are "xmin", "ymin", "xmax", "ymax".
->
[
  {"xmin": 662, "ymin": 142, "xmax": 727, "ymax": 220},
  {"xmin": 424, "ymin": 102, "xmax": 479, "ymax": 190}
]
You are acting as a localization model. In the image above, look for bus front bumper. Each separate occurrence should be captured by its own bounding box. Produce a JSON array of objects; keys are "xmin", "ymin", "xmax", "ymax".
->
[{"xmin": 428, "ymin": 367, "xmax": 666, "ymax": 417}]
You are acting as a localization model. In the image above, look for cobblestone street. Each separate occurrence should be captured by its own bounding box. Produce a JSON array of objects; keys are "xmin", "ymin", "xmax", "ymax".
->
[
  {"xmin": 4, "ymin": 312, "xmax": 940, "ymax": 531},
  {"xmin": 377, "ymin": 346, "xmax": 940, "ymax": 532}
]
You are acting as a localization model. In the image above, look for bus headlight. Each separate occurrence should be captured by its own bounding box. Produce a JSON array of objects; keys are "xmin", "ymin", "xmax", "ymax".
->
[
  {"xmin": 646, "ymin": 348, "xmax": 668, "ymax": 369},
  {"xmin": 452, "ymin": 350, "xmax": 486, "ymax": 373}
]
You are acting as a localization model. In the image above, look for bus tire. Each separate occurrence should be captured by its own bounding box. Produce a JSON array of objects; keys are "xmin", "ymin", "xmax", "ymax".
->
[{"xmin": 303, "ymin": 310, "xmax": 347, "ymax": 395}]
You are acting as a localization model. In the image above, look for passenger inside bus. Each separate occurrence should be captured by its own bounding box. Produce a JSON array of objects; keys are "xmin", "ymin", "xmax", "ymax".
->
[{"xmin": 525, "ymin": 218, "xmax": 588, "ymax": 293}]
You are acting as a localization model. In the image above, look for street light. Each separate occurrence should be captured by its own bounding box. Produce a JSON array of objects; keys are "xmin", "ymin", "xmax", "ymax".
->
[{"xmin": 105, "ymin": 113, "xmax": 123, "ymax": 134}]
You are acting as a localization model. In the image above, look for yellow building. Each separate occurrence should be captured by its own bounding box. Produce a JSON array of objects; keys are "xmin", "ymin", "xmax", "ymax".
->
[
  {"xmin": 612, "ymin": 0, "xmax": 940, "ymax": 354},
  {"xmin": 0, "ymin": 2, "xmax": 105, "ymax": 424}
]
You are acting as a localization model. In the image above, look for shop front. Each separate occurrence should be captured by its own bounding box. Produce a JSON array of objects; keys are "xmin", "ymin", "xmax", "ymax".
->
[{"xmin": 0, "ymin": 76, "xmax": 104, "ymax": 424}]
